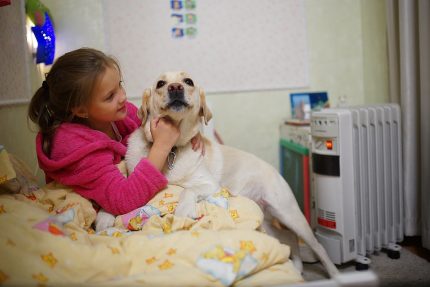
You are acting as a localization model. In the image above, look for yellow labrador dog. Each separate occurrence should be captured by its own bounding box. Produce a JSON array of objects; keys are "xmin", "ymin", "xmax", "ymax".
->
[
  {"xmin": 126, "ymin": 77, "xmax": 222, "ymax": 218},
  {"xmin": 124, "ymin": 71, "xmax": 338, "ymax": 278}
]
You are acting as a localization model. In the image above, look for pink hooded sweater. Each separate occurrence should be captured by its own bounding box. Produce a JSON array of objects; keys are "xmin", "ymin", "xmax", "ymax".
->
[{"xmin": 36, "ymin": 102, "xmax": 168, "ymax": 215}]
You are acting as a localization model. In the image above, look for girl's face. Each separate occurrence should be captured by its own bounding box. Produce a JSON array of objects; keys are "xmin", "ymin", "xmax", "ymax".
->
[{"xmin": 86, "ymin": 66, "xmax": 127, "ymax": 131}]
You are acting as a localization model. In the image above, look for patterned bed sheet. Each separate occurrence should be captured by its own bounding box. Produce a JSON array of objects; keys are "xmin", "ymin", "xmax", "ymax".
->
[{"xmin": 0, "ymin": 172, "xmax": 304, "ymax": 286}]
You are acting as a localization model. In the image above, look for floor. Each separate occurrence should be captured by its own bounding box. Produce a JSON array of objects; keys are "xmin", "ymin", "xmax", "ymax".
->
[
  {"xmin": 401, "ymin": 236, "xmax": 430, "ymax": 261},
  {"xmin": 302, "ymin": 236, "xmax": 430, "ymax": 287}
]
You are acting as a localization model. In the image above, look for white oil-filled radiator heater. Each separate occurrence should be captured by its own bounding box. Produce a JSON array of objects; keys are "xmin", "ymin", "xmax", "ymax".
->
[{"xmin": 310, "ymin": 104, "xmax": 403, "ymax": 270}]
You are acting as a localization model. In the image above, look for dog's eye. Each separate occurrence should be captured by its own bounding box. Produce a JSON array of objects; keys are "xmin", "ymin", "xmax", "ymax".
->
[
  {"xmin": 156, "ymin": 80, "xmax": 166, "ymax": 89},
  {"xmin": 184, "ymin": 78, "xmax": 194, "ymax": 87}
]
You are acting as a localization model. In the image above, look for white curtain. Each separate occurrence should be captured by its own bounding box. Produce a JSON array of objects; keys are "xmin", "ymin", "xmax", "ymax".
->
[{"xmin": 386, "ymin": 0, "xmax": 430, "ymax": 248}]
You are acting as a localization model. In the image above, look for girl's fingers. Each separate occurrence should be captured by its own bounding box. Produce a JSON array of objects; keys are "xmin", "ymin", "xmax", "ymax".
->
[
  {"xmin": 190, "ymin": 134, "xmax": 205, "ymax": 155},
  {"xmin": 191, "ymin": 137, "xmax": 199, "ymax": 150},
  {"xmin": 191, "ymin": 135, "xmax": 196, "ymax": 148}
]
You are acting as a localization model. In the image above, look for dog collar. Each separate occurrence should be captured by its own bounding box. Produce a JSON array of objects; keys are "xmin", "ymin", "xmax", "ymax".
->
[{"xmin": 167, "ymin": 146, "xmax": 177, "ymax": 170}]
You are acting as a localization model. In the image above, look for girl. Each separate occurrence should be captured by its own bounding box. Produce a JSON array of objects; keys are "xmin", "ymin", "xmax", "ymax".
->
[{"xmin": 28, "ymin": 48, "xmax": 201, "ymax": 215}]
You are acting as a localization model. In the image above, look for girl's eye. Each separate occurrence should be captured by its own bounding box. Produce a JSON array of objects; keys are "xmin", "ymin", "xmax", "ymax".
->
[{"xmin": 105, "ymin": 93, "xmax": 114, "ymax": 101}]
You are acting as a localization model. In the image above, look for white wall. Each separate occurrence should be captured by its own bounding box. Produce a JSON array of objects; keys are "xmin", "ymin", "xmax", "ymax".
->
[
  {"xmin": 0, "ymin": 0, "xmax": 31, "ymax": 105},
  {"xmin": 42, "ymin": 0, "xmax": 105, "ymax": 56},
  {"xmin": 0, "ymin": 0, "xmax": 389, "ymax": 185},
  {"xmin": 207, "ymin": 0, "xmax": 388, "ymax": 168}
]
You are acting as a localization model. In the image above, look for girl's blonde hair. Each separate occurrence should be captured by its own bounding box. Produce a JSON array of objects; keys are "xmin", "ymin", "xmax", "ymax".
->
[{"xmin": 28, "ymin": 48, "xmax": 121, "ymax": 155}]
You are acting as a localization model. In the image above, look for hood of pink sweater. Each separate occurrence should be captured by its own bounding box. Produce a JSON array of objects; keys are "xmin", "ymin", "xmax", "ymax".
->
[
  {"xmin": 36, "ymin": 123, "xmax": 126, "ymax": 179},
  {"xmin": 36, "ymin": 102, "xmax": 140, "ymax": 179}
]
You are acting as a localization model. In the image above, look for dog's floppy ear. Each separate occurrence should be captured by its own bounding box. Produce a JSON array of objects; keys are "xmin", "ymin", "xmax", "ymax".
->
[
  {"xmin": 199, "ymin": 88, "xmax": 212, "ymax": 125},
  {"xmin": 137, "ymin": 89, "xmax": 151, "ymax": 123}
]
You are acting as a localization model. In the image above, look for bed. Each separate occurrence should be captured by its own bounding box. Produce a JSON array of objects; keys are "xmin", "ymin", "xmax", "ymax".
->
[{"xmin": 0, "ymin": 146, "xmax": 378, "ymax": 286}]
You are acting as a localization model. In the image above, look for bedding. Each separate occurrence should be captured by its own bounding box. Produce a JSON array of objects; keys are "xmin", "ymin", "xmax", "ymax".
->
[{"xmin": 0, "ymin": 153, "xmax": 304, "ymax": 286}]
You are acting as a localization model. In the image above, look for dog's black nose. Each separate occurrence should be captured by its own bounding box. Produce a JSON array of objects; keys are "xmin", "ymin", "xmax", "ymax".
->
[
  {"xmin": 168, "ymin": 83, "xmax": 185, "ymax": 102},
  {"xmin": 168, "ymin": 83, "xmax": 184, "ymax": 93}
]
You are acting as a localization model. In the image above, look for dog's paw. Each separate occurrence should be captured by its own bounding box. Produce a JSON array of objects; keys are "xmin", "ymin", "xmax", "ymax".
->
[
  {"xmin": 291, "ymin": 254, "xmax": 304, "ymax": 274},
  {"xmin": 174, "ymin": 200, "xmax": 198, "ymax": 219},
  {"xmin": 95, "ymin": 209, "xmax": 116, "ymax": 232}
]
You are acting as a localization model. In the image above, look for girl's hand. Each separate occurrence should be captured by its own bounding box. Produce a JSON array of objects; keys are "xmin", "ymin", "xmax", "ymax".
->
[
  {"xmin": 191, "ymin": 132, "xmax": 205, "ymax": 156},
  {"xmin": 150, "ymin": 117, "xmax": 180, "ymax": 151},
  {"xmin": 147, "ymin": 117, "xmax": 180, "ymax": 171}
]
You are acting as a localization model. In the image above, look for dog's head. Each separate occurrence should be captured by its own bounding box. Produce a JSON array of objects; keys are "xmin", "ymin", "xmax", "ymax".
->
[{"xmin": 138, "ymin": 71, "xmax": 212, "ymax": 146}]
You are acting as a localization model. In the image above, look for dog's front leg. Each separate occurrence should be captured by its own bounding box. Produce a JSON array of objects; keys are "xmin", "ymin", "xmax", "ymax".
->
[
  {"xmin": 95, "ymin": 209, "xmax": 116, "ymax": 232},
  {"xmin": 175, "ymin": 190, "xmax": 198, "ymax": 219}
]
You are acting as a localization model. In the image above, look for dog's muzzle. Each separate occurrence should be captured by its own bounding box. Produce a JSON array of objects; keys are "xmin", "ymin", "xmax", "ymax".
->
[{"xmin": 167, "ymin": 83, "xmax": 189, "ymax": 110}]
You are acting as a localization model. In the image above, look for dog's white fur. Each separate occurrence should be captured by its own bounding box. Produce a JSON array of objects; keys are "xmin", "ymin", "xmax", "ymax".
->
[{"xmin": 103, "ymin": 71, "xmax": 338, "ymax": 278}]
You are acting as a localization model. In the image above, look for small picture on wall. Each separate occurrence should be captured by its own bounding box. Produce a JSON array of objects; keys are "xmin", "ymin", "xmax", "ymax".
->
[
  {"xmin": 185, "ymin": 0, "xmax": 196, "ymax": 10},
  {"xmin": 185, "ymin": 27, "xmax": 197, "ymax": 38},
  {"xmin": 172, "ymin": 27, "xmax": 184, "ymax": 38},
  {"xmin": 185, "ymin": 13, "xmax": 197, "ymax": 24},
  {"xmin": 171, "ymin": 0, "xmax": 183, "ymax": 10},
  {"xmin": 171, "ymin": 13, "xmax": 184, "ymax": 25}
]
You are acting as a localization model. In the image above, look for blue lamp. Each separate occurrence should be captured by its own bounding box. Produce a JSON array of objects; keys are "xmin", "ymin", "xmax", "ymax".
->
[
  {"xmin": 25, "ymin": 0, "xmax": 56, "ymax": 65},
  {"xmin": 31, "ymin": 12, "xmax": 55, "ymax": 65}
]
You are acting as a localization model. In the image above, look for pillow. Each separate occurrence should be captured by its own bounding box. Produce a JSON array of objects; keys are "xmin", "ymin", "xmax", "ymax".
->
[{"xmin": 0, "ymin": 146, "xmax": 39, "ymax": 194}]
